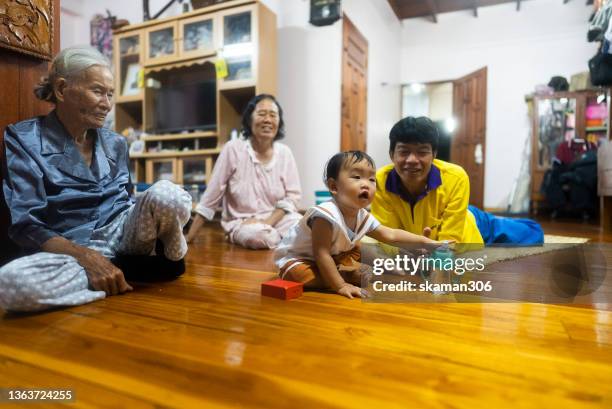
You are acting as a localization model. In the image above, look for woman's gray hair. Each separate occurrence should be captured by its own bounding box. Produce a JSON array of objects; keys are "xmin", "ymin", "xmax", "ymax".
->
[{"xmin": 34, "ymin": 46, "xmax": 112, "ymax": 103}]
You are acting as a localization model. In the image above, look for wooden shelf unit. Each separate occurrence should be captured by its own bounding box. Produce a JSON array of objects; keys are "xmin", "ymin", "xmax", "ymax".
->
[
  {"xmin": 130, "ymin": 148, "xmax": 221, "ymax": 159},
  {"xmin": 528, "ymin": 89, "xmax": 610, "ymax": 218},
  {"xmin": 113, "ymin": 0, "xmax": 277, "ymax": 187},
  {"xmin": 141, "ymin": 131, "xmax": 217, "ymax": 142}
]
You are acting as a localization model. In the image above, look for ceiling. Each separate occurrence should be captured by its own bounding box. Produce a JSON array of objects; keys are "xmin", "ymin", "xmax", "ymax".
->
[{"xmin": 387, "ymin": 0, "xmax": 537, "ymax": 22}]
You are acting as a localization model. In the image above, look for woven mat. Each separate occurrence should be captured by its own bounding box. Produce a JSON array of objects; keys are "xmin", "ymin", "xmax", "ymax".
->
[{"xmin": 469, "ymin": 234, "xmax": 590, "ymax": 265}]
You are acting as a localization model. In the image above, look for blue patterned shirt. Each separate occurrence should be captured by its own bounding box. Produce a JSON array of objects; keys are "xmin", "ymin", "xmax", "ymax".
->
[{"xmin": 3, "ymin": 110, "xmax": 133, "ymax": 251}]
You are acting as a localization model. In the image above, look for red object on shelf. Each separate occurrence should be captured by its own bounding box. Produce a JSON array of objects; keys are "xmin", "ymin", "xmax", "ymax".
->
[
  {"xmin": 586, "ymin": 118, "xmax": 605, "ymax": 127},
  {"xmin": 261, "ymin": 279, "xmax": 303, "ymax": 300}
]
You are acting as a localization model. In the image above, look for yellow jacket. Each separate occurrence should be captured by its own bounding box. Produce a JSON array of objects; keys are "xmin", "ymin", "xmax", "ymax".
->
[{"xmin": 371, "ymin": 160, "xmax": 484, "ymax": 244}]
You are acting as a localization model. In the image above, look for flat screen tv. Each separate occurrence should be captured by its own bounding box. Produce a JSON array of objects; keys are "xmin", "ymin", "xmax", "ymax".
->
[{"xmin": 151, "ymin": 80, "xmax": 216, "ymax": 134}]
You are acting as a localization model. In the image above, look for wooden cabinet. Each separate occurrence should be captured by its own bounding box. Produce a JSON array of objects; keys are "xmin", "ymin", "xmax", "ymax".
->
[
  {"xmin": 144, "ymin": 14, "xmax": 219, "ymax": 64},
  {"xmin": 112, "ymin": 0, "xmax": 277, "ymax": 191},
  {"xmin": 179, "ymin": 156, "xmax": 214, "ymax": 185},
  {"xmin": 217, "ymin": 5, "xmax": 256, "ymax": 89},
  {"xmin": 140, "ymin": 154, "xmax": 214, "ymax": 185},
  {"xmin": 114, "ymin": 31, "xmax": 145, "ymax": 150},
  {"xmin": 179, "ymin": 13, "xmax": 217, "ymax": 59},
  {"xmin": 146, "ymin": 158, "xmax": 179, "ymax": 184},
  {"xmin": 529, "ymin": 89, "xmax": 610, "ymax": 214},
  {"xmin": 114, "ymin": 31, "xmax": 144, "ymax": 102},
  {"xmin": 144, "ymin": 21, "xmax": 179, "ymax": 65}
]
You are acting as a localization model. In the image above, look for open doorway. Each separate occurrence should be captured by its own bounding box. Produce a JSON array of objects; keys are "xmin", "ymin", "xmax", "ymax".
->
[{"xmin": 401, "ymin": 67, "xmax": 487, "ymax": 209}]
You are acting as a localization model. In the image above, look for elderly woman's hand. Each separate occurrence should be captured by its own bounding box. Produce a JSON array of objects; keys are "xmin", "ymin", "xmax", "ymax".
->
[
  {"xmin": 242, "ymin": 209, "xmax": 285, "ymax": 227},
  {"xmin": 40, "ymin": 236, "xmax": 133, "ymax": 296},
  {"xmin": 186, "ymin": 214, "xmax": 206, "ymax": 243},
  {"xmin": 242, "ymin": 217, "xmax": 262, "ymax": 226},
  {"xmin": 76, "ymin": 248, "xmax": 133, "ymax": 295}
]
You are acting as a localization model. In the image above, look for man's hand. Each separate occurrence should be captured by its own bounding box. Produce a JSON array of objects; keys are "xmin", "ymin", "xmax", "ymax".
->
[{"xmin": 76, "ymin": 249, "xmax": 133, "ymax": 295}]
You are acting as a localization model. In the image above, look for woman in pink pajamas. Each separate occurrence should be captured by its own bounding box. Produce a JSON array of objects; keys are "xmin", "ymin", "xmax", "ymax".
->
[{"xmin": 186, "ymin": 94, "xmax": 302, "ymax": 249}]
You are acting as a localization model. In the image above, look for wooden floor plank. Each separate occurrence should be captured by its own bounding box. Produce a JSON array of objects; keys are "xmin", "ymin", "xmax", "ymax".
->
[
  {"xmin": 1, "ymin": 306, "xmax": 609, "ymax": 409},
  {"xmin": 0, "ymin": 355, "xmax": 164, "ymax": 409},
  {"xmin": 1, "ymin": 223, "xmax": 612, "ymax": 408}
]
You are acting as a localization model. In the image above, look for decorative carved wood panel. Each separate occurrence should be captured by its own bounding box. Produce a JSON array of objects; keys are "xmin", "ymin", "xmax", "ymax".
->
[
  {"xmin": 0, "ymin": 0, "xmax": 54, "ymax": 60},
  {"xmin": 0, "ymin": 0, "xmax": 59, "ymax": 264}
]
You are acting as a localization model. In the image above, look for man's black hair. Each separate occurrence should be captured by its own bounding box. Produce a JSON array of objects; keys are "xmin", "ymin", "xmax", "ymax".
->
[
  {"xmin": 389, "ymin": 116, "xmax": 439, "ymax": 153},
  {"xmin": 241, "ymin": 94, "xmax": 285, "ymax": 140},
  {"xmin": 324, "ymin": 150, "xmax": 376, "ymax": 183}
]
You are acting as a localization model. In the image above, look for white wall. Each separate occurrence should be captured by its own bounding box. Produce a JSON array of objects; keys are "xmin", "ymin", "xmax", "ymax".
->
[
  {"xmin": 278, "ymin": 0, "xmax": 402, "ymax": 207},
  {"xmin": 427, "ymin": 82, "xmax": 453, "ymax": 121},
  {"xmin": 61, "ymin": 0, "xmax": 191, "ymax": 48},
  {"xmin": 58, "ymin": 0, "xmax": 404, "ymax": 208},
  {"xmin": 61, "ymin": 0, "xmax": 280, "ymax": 47},
  {"xmin": 400, "ymin": 0, "xmax": 596, "ymax": 208},
  {"xmin": 60, "ymin": 0, "xmax": 592, "ymax": 209},
  {"xmin": 276, "ymin": 0, "xmax": 342, "ymax": 207},
  {"xmin": 342, "ymin": 0, "xmax": 403, "ymax": 177}
]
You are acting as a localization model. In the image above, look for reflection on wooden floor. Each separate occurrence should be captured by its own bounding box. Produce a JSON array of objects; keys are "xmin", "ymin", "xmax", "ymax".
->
[{"xmin": 1, "ymin": 224, "xmax": 611, "ymax": 408}]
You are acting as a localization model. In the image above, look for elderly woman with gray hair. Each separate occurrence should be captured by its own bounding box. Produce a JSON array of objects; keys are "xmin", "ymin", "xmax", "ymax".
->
[{"xmin": 0, "ymin": 46, "xmax": 192, "ymax": 312}]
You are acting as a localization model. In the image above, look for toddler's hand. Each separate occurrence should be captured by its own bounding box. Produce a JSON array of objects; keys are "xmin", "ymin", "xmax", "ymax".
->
[
  {"xmin": 336, "ymin": 283, "xmax": 363, "ymax": 299},
  {"xmin": 422, "ymin": 238, "xmax": 455, "ymax": 251},
  {"xmin": 435, "ymin": 239, "xmax": 456, "ymax": 248}
]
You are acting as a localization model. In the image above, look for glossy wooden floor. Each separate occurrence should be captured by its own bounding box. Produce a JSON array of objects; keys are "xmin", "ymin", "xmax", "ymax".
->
[{"xmin": 1, "ymin": 223, "xmax": 611, "ymax": 408}]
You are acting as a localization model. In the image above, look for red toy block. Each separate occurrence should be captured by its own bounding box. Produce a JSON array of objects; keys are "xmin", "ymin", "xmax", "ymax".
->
[{"xmin": 261, "ymin": 279, "xmax": 303, "ymax": 300}]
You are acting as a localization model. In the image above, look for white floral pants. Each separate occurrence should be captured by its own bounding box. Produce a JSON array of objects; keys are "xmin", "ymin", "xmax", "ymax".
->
[{"xmin": 0, "ymin": 181, "xmax": 191, "ymax": 312}]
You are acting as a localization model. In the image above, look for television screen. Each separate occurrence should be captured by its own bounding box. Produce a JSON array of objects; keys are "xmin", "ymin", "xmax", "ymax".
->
[{"xmin": 152, "ymin": 80, "xmax": 216, "ymax": 134}]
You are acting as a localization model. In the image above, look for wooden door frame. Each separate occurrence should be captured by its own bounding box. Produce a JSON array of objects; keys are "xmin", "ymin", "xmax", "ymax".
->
[
  {"xmin": 402, "ymin": 68, "xmax": 487, "ymax": 208},
  {"xmin": 340, "ymin": 14, "xmax": 368, "ymax": 152},
  {"xmin": 451, "ymin": 66, "xmax": 487, "ymax": 209}
]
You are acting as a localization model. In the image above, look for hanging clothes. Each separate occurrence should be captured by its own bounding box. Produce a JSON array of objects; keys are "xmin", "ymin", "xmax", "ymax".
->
[
  {"xmin": 542, "ymin": 151, "xmax": 598, "ymax": 216},
  {"xmin": 555, "ymin": 139, "xmax": 598, "ymax": 165},
  {"xmin": 589, "ymin": 0, "xmax": 612, "ymax": 42},
  {"xmin": 605, "ymin": 13, "xmax": 612, "ymax": 54}
]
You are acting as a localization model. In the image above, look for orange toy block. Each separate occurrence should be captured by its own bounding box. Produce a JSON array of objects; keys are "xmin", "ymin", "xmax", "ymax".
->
[{"xmin": 261, "ymin": 279, "xmax": 303, "ymax": 300}]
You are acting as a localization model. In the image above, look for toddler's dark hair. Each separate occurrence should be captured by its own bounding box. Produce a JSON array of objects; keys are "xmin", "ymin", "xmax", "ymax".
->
[{"xmin": 324, "ymin": 151, "xmax": 376, "ymax": 183}]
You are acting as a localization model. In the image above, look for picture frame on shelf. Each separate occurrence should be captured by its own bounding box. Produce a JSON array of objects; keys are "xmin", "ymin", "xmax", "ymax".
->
[
  {"xmin": 122, "ymin": 63, "xmax": 141, "ymax": 96},
  {"xmin": 120, "ymin": 36, "xmax": 139, "ymax": 56},
  {"xmin": 129, "ymin": 140, "xmax": 145, "ymax": 155},
  {"xmin": 184, "ymin": 20, "xmax": 213, "ymax": 52},
  {"xmin": 149, "ymin": 28, "xmax": 174, "ymax": 58}
]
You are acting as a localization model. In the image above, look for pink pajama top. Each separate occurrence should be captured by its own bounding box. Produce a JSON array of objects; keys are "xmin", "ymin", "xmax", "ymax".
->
[{"xmin": 194, "ymin": 138, "xmax": 302, "ymax": 234}]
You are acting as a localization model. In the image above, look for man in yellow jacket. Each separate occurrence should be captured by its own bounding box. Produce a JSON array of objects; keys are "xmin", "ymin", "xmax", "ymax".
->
[{"xmin": 372, "ymin": 117, "xmax": 542, "ymax": 245}]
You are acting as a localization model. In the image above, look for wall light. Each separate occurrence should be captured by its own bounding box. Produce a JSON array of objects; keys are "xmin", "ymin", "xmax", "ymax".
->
[
  {"xmin": 445, "ymin": 117, "xmax": 457, "ymax": 133},
  {"xmin": 410, "ymin": 83, "xmax": 425, "ymax": 94}
]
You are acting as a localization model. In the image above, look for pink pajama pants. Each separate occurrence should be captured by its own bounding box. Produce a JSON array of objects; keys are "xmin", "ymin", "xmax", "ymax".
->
[{"xmin": 229, "ymin": 212, "xmax": 301, "ymax": 250}]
